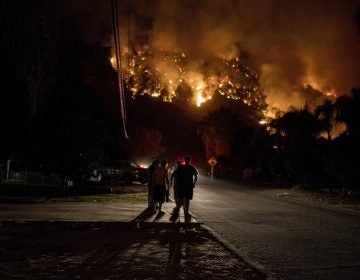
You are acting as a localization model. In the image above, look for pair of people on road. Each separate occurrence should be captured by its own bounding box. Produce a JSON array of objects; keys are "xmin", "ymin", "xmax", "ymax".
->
[
  {"xmin": 148, "ymin": 159, "xmax": 169, "ymax": 213},
  {"xmin": 148, "ymin": 155, "xmax": 198, "ymax": 219},
  {"xmin": 170, "ymin": 155, "xmax": 198, "ymax": 220}
]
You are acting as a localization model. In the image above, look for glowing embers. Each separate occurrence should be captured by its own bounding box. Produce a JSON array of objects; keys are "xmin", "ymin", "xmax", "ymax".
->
[
  {"xmin": 258, "ymin": 119, "xmax": 267, "ymax": 125},
  {"xmin": 324, "ymin": 88, "xmax": 337, "ymax": 97}
]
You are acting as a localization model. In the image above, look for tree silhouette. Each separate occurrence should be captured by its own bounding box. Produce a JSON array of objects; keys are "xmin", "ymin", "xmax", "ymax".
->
[
  {"xmin": 198, "ymin": 107, "xmax": 270, "ymax": 177},
  {"xmin": 353, "ymin": 5, "xmax": 360, "ymax": 42},
  {"xmin": 0, "ymin": 0, "xmax": 56, "ymax": 114},
  {"xmin": 199, "ymin": 107, "xmax": 239, "ymax": 160},
  {"xmin": 335, "ymin": 89, "xmax": 360, "ymax": 137},
  {"xmin": 268, "ymin": 108, "xmax": 325, "ymax": 185},
  {"xmin": 314, "ymin": 99, "xmax": 336, "ymax": 140},
  {"xmin": 124, "ymin": 126, "xmax": 166, "ymax": 161},
  {"xmin": 271, "ymin": 107, "xmax": 321, "ymax": 146},
  {"xmin": 0, "ymin": 2, "xmax": 125, "ymax": 173}
]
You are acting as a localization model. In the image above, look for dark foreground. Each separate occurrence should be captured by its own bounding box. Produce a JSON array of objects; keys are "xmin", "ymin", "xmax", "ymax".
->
[{"xmin": 0, "ymin": 221, "xmax": 265, "ymax": 280}]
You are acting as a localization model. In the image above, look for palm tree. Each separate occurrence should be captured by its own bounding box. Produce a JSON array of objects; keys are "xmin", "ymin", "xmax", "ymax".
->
[
  {"xmin": 314, "ymin": 99, "xmax": 336, "ymax": 140},
  {"xmin": 271, "ymin": 107, "xmax": 321, "ymax": 146},
  {"xmin": 335, "ymin": 89, "xmax": 360, "ymax": 137}
]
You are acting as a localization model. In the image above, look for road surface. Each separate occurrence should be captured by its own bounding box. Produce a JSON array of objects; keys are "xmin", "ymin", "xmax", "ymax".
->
[{"xmin": 191, "ymin": 176, "xmax": 360, "ymax": 280}]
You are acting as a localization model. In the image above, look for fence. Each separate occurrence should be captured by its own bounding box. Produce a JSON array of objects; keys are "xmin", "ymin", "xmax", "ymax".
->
[
  {"xmin": 24, "ymin": 172, "xmax": 64, "ymax": 187},
  {"xmin": 1, "ymin": 170, "xmax": 64, "ymax": 187}
]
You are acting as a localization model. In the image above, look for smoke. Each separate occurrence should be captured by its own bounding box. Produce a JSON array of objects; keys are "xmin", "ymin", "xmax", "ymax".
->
[
  {"xmin": 129, "ymin": 0, "xmax": 360, "ymax": 111},
  {"xmin": 58, "ymin": 0, "xmax": 360, "ymax": 112}
]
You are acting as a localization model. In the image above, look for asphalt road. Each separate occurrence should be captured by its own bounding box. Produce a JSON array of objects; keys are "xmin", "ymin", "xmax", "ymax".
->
[{"xmin": 191, "ymin": 176, "xmax": 360, "ymax": 280}]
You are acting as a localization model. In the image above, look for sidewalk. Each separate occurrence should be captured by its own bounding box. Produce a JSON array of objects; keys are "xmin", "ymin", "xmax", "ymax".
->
[
  {"xmin": 0, "ymin": 199, "xmax": 197, "ymax": 223},
  {"xmin": 0, "ymin": 196, "xmax": 266, "ymax": 279}
]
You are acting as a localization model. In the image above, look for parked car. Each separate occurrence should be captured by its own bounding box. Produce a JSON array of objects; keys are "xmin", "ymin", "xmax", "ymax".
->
[{"xmin": 88, "ymin": 160, "xmax": 148, "ymax": 185}]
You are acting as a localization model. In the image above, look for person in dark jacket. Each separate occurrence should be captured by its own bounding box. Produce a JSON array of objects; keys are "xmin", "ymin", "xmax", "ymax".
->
[
  {"xmin": 147, "ymin": 159, "xmax": 159, "ymax": 210},
  {"xmin": 178, "ymin": 155, "xmax": 198, "ymax": 220},
  {"xmin": 170, "ymin": 160, "xmax": 183, "ymax": 214}
]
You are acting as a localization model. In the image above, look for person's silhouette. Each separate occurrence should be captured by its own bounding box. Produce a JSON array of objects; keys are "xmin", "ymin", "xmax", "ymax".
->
[
  {"xmin": 178, "ymin": 155, "xmax": 198, "ymax": 221},
  {"xmin": 171, "ymin": 160, "xmax": 183, "ymax": 214},
  {"xmin": 147, "ymin": 159, "xmax": 160, "ymax": 211},
  {"xmin": 152, "ymin": 160, "xmax": 169, "ymax": 213}
]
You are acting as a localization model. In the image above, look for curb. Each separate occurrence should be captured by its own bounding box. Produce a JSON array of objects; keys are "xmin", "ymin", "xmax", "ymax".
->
[{"xmin": 190, "ymin": 211, "xmax": 278, "ymax": 280}]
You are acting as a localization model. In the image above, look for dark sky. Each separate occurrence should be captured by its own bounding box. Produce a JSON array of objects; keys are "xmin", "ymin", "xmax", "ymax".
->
[{"xmin": 60, "ymin": 0, "xmax": 360, "ymax": 112}]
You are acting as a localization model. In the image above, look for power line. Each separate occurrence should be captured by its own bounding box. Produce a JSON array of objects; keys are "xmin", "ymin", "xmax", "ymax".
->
[{"xmin": 111, "ymin": 0, "xmax": 128, "ymax": 139}]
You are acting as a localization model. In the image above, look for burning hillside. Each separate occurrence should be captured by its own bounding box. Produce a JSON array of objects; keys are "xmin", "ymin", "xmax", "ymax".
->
[
  {"xmin": 54, "ymin": 0, "xmax": 360, "ymax": 117},
  {"xmin": 113, "ymin": 50, "xmax": 267, "ymax": 113},
  {"xmin": 110, "ymin": 48, "xmax": 340, "ymax": 124},
  {"xmin": 103, "ymin": 0, "xmax": 360, "ymax": 120}
]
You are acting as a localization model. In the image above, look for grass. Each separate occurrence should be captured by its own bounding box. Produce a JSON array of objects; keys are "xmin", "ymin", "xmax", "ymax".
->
[
  {"xmin": 50, "ymin": 192, "xmax": 148, "ymax": 203},
  {"xmin": 0, "ymin": 184, "xmax": 149, "ymax": 203}
]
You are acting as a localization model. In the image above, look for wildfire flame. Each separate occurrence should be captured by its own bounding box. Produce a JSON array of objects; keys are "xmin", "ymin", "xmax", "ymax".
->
[
  {"xmin": 303, "ymin": 76, "xmax": 338, "ymax": 98},
  {"xmin": 196, "ymin": 93, "xmax": 205, "ymax": 107},
  {"xmin": 195, "ymin": 82, "xmax": 204, "ymax": 107},
  {"xmin": 194, "ymin": 81, "xmax": 212, "ymax": 107},
  {"xmin": 109, "ymin": 48, "xmax": 337, "ymax": 122},
  {"xmin": 110, "ymin": 49, "xmax": 266, "ymax": 112}
]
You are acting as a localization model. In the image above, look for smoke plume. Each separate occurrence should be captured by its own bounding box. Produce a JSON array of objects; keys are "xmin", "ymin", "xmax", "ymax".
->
[{"xmin": 60, "ymin": 0, "xmax": 360, "ymax": 112}]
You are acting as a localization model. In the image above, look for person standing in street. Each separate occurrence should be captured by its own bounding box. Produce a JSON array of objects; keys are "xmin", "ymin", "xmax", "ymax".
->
[
  {"xmin": 170, "ymin": 160, "xmax": 183, "ymax": 215},
  {"xmin": 152, "ymin": 160, "xmax": 169, "ymax": 214},
  {"xmin": 178, "ymin": 155, "xmax": 198, "ymax": 221},
  {"xmin": 147, "ymin": 159, "xmax": 159, "ymax": 211}
]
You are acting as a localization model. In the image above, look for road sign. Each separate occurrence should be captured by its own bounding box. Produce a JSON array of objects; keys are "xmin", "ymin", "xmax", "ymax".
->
[
  {"xmin": 208, "ymin": 157, "xmax": 218, "ymax": 167},
  {"xmin": 208, "ymin": 157, "xmax": 217, "ymax": 183}
]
